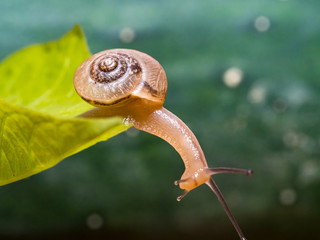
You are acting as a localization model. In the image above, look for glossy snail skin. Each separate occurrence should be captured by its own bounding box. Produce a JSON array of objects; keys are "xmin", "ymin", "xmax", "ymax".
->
[{"xmin": 74, "ymin": 49, "xmax": 252, "ymax": 240}]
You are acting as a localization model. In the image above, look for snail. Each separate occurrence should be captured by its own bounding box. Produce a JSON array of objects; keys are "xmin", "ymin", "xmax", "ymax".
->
[{"xmin": 74, "ymin": 49, "xmax": 252, "ymax": 240}]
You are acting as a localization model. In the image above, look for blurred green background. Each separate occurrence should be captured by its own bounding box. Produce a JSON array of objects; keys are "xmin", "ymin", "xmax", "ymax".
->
[{"xmin": 1, "ymin": 0, "xmax": 320, "ymax": 239}]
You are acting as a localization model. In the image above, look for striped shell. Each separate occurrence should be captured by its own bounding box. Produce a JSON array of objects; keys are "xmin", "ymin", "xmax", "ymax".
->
[{"xmin": 74, "ymin": 49, "xmax": 167, "ymax": 107}]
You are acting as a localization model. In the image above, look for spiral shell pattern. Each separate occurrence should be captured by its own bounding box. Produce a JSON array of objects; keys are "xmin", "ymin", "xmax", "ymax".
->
[
  {"xmin": 89, "ymin": 53, "xmax": 140, "ymax": 84},
  {"xmin": 74, "ymin": 49, "xmax": 167, "ymax": 107}
]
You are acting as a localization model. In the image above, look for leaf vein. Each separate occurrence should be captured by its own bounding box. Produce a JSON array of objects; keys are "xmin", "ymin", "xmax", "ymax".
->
[{"xmin": 0, "ymin": 112, "xmax": 15, "ymax": 176}]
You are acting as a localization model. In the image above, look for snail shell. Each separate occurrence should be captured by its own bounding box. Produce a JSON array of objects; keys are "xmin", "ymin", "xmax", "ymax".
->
[{"xmin": 74, "ymin": 49, "xmax": 167, "ymax": 108}]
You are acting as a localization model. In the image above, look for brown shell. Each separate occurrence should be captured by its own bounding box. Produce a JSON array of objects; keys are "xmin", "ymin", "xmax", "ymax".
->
[{"xmin": 73, "ymin": 49, "xmax": 167, "ymax": 107}]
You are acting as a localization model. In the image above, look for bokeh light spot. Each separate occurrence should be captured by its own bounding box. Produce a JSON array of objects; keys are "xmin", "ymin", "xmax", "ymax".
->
[
  {"xmin": 86, "ymin": 213, "xmax": 103, "ymax": 230},
  {"xmin": 223, "ymin": 67, "xmax": 243, "ymax": 88},
  {"xmin": 283, "ymin": 131, "xmax": 300, "ymax": 147},
  {"xmin": 232, "ymin": 117, "xmax": 247, "ymax": 131},
  {"xmin": 126, "ymin": 127, "xmax": 139, "ymax": 137},
  {"xmin": 248, "ymin": 86, "xmax": 266, "ymax": 104},
  {"xmin": 280, "ymin": 188, "xmax": 296, "ymax": 206},
  {"xmin": 299, "ymin": 160, "xmax": 318, "ymax": 185},
  {"xmin": 119, "ymin": 27, "xmax": 135, "ymax": 43},
  {"xmin": 283, "ymin": 131, "xmax": 315, "ymax": 152},
  {"xmin": 254, "ymin": 16, "xmax": 271, "ymax": 32},
  {"xmin": 273, "ymin": 98, "xmax": 287, "ymax": 112}
]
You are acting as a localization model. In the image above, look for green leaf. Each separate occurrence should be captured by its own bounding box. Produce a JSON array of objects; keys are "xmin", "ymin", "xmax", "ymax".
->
[
  {"xmin": 0, "ymin": 26, "xmax": 130, "ymax": 186},
  {"xmin": 0, "ymin": 25, "xmax": 93, "ymax": 117}
]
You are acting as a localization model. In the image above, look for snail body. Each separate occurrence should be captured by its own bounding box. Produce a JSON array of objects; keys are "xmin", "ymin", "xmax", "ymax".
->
[{"xmin": 74, "ymin": 49, "xmax": 252, "ymax": 240}]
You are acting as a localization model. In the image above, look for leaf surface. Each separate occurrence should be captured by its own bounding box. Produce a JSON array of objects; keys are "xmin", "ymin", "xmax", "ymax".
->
[{"xmin": 0, "ymin": 26, "xmax": 129, "ymax": 186}]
